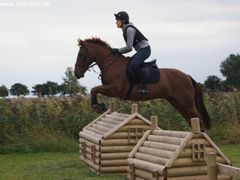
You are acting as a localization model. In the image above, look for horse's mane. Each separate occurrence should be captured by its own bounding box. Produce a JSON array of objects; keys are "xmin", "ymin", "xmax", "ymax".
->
[{"xmin": 78, "ymin": 37, "xmax": 112, "ymax": 50}]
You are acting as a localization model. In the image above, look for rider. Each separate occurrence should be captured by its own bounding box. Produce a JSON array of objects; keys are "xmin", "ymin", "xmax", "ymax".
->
[{"xmin": 112, "ymin": 11, "xmax": 150, "ymax": 94}]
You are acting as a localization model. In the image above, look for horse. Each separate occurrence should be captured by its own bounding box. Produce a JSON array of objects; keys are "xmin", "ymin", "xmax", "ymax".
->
[{"xmin": 74, "ymin": 37, "xmax": 211, "ymax": 131}]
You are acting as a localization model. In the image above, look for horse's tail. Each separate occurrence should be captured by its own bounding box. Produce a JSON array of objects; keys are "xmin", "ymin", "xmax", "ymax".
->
[{"xmin": 189, "ymin": 76, "xmax": 211, "ymax": 129}]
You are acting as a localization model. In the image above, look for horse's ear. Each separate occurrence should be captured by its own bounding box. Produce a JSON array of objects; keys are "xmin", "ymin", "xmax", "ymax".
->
[{"xmin": 77, "ymin": 38, "xmax": 84, "ymax": 46}]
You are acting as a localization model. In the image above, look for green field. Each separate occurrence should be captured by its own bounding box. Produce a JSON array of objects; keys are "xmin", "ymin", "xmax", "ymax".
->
[{"xmin": 0, "ymin": 144, "xmax": 239, "ymax": 180}]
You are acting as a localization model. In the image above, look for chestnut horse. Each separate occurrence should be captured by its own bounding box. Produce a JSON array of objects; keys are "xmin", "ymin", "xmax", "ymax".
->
[{"xmin": 74, "ymin": 38, "xmax": 211, "ymax": 131}]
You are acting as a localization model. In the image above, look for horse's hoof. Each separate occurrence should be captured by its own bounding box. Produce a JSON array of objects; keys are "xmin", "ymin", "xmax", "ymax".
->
[{"xmin": 91, "ymin": 103, "xmax": 106, "ymax": 113}]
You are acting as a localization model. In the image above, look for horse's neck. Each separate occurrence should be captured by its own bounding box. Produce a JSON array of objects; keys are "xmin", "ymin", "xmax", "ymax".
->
[{"xmin": 93, "ymin": 46, "xmax": 114, "ymax": 71}]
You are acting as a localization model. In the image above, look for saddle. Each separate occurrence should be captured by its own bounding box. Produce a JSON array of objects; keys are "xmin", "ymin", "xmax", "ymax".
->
[{"xmin": 126, "ymin": 59, "xmax": 160, "ymax": 84}]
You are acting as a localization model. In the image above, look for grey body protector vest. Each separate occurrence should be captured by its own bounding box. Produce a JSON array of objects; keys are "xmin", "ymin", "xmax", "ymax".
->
[{"xmin": 123, "ymin": 25, "xmax": 148, "ymax": 47}]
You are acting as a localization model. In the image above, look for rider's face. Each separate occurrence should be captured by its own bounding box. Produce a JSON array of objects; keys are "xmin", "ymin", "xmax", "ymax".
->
[{"xmin": 116, "ymin": 20, "xmax": 123, "ymax": 28}]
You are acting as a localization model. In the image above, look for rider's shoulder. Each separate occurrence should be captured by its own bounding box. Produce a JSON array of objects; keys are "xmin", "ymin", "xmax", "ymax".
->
[{"xmin": 125, "ymin": 24, "xmax": 136, "ymax": 33}]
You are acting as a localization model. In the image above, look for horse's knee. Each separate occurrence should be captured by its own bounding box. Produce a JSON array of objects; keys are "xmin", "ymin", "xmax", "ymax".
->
[{"xmin": 90, "ymin": 87, "xmax": 98, "ymax": 96}]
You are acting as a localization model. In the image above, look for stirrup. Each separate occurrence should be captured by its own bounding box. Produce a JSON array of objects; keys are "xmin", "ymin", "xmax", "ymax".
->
[
  {"xmin": 137, "ymin": 84, "xmax": 149, "ymax": 94},
  {"xmin": 137, "ymin": 89, "xmax": 149, "ymax": 94}
]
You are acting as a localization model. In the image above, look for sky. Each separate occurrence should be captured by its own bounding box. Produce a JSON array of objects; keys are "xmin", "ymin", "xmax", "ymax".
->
[{"xmin": 0, "ymin": 0, "xmax": 240, "ymax": 92}]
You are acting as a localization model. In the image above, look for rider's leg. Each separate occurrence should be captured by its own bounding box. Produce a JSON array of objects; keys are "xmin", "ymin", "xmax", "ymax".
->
[{"xmin": 130, "ymin": 46, "xmax": 151, "ymax": 94}]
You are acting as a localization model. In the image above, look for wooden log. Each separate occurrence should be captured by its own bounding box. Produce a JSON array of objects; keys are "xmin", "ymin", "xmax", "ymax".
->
[
  {"xmin": 179, "ymin": 148, "xmax": 192, "ymax": 158},
  {"xmin": 135, "ymin": 152, "xmax": 168, "ymax": 165},
  {"xmin": 118, "ymin": 125, "xmax": 151, "ymax": 132},
  {"xmin": 79, "ymin": 146, "xmax": 100, "ymax": 158},
  {"xmin": 100, "ymin": 166, "xmax": 128, "ymax": 173},
  {"xmin": 79, "ymin": 131, "xmax": 101, "ymax": 144},
  {"xmin": 100, "ymin": 145, "xmax": 134, "ymax": 153},
  {"xmin": 172, "ymin": 157, "xmax": 206, "ymax": 167},
  {"xmin": 128, "ymin": 158, "xmax": 166, "ymax": 176},
  {"xmin": 133, "ymin": 168, "xmax": 154, "ymax": 180},
  {"xmin": 105, "ymin": 114, "xmax": 126, "ymax": 121},
  {"xmin": 100, "ymin": 159, "xmax": 127, "ymax": 166},
  {"xmin": 139, "ymin": 146, "xmax": 172, "ymax": 159},
  {"xmin": 187, "ymin": 139, "xmax": 210, "ymax": 147},
  {"xmin": 108, "ymin": 132, "xmax": 129, "ymax": 139},
  {"xmin": 112, "ymin": 112, "xmax": 130, "ymax": 118},
  {"xmin": 100, "ymin": 117, "xmax": 122, "ymax": 125},
  {"xmin": 131, "ymin": 103, "xmax": 138, "ymax": 114},
  {"xmin": 191, "ymin": 117, "xmax": 201, "ymax": 133},
  {"xmin": 86, "ymin": 126, "xmax": 106, "ymax": 135},
  {"xmin": 100, "ymin": 152, "xmax": 129, "ymax": 160},
  {"xmin": 207, "ymin": 152, "xmax": 217, "ymax": 180},
  {"xmin": 83, "ymin": 110, "xmax": 110, "ymax": 130},
  {"xmin": 151, "ymin": 116, "xmax": 158, "ymax": 130},
  {"xmin": 167, "ymin": 174, "xmax": 232, "ymax": 180},
  {"xmin": 128, "ymin": 173, "xmax": 162, "ymax": 180},
  {"xmin": 91, "ymin": 123, "xmax": 111, "ymax": 132},
  {"xmin": 167, "ymin": 166, "xmax": 207, "ymax": 177},
  {"xmin": 143, "ymin": 141, "xmax": 178, "ymax": 151},
  {"xmin": 79, "ymin": 139, "xmax": 100, "ymax": 150},
  {"xmin": 127, "ymin": 118, "xmax": 147, "ymax": 125},
  {"xmin": 96, "ymin": 120, "xmax": 115, "ymax": 129},
  {"xmin": 80, "ymin": 155, "xmax": 99, "ymax": 171},
  {"xmin": 128, "ymin": 130, "xmax": 151, "ymax": 158},
  {"xmin": 79, "ymin": 153, "xmax": 100, "ymax": 164},
  {"xmin": 166, "ymin": 133, "xmax": 193, "ymax": 167},
  {"xmin": 147, "ymin": 135, "xmax": 183, "ymax": 145},
  {"xmin": 218, "ymin": 163, "xmax": 240, "ymax": 178},
  {"xmin": 179, "ymin": 147, "xmax": 216, "ymax": 158},
  {"xmin": 82, "ymin": 129, "xmax": 102, "ymax": 138},
  {"xmin": 152, "ymin": 130, "xmax": 189, "ymax": 138},
  {"xmin": 128, "ymin": 163, "xmax": 135, "ymax": 180},
  {"xmin": 101, "ymin": 139, "xmax": 129, "ymax": 146},
  {"xmin": 108, "ymin": 131, "xmax": 146, "ymax": 139},
  {"xmin": 192, "ymin": 133, "xmax": 204, "ymax": 139},
  {"xmin": 102, "ymin": 114, "xmax": 137, "ymax": 139},
  {"xmin": 126, "ymin": 174, "xmax": 132, "ymax": 180},
  {"xmin": 109, "ymin": 101, "xmax": 114, "ymax": 112},
  {"xmin": 134, "ymin": 177, "xmax": 145, "ymax": 180}
]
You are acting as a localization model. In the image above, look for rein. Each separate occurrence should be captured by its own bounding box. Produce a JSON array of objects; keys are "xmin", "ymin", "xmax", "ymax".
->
[{"xmin": 79, "ymin": 45, "xmax": 114, "ymax": 80}]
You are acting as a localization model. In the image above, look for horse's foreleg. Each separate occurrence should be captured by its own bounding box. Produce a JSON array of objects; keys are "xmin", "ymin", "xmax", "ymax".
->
[{"xmin": 90, "ymin": 85, "xmax": 115, "ymax": 113}]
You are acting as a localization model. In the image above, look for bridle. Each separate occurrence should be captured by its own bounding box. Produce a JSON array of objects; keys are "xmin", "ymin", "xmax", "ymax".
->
[
  {"xmin": 76, "ymin": 44, "xmax": 114, "ymax": 79},
  {"xmin": 76, "ymin": 45, "xmax": 95, "ymax": 71}
]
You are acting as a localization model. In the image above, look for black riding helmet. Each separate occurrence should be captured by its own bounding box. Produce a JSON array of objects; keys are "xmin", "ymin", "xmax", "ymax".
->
[{"xmin": 114, "ymin": 11, "xmax": 129, "ymax": 24}]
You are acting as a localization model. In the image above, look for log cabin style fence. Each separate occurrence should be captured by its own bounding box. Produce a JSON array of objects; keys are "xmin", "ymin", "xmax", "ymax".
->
[{"xmin": 79, "ymin": 102, "xmax": 240, "ymax": 179}]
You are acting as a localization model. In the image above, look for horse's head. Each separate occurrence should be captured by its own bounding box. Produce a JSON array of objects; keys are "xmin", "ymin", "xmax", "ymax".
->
[{"xmin": 74, "ymin": 39, "xmax": 95, "ymax": 79}]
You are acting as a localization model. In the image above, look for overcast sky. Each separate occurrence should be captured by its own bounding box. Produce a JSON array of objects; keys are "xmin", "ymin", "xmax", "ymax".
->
[{"xmin": 0, "ymin": 0, "xmax": 240, "ymax": 92}]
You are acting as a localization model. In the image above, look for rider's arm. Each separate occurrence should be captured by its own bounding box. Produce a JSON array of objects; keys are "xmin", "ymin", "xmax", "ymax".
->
[{"xmin": 119, "ymin": 27, "xmax": 136, "ymax": 54}]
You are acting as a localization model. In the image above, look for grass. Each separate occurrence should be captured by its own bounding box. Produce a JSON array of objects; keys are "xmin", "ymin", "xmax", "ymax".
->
[
  {"xmin": 219, "ymin": 144, "xmax": 240, "ymax": 167},
  {"xmin": 0, "ymin": 145, "xmax": 239, "ymax": 180},
  {"xmin": 0, "ymin": 152, "xmax": 124, "ymax": 180}
]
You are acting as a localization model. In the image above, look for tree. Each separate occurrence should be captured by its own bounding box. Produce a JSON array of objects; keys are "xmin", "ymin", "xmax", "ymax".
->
[
  {"xmin": 45, "ymin": 81, "xmax": 59, "ymax": 96},
  {"xmin": 32, "ymin": 81, "xmax": 60, "ymax": 97},
  {"xmin": 32, "ymin": 84, "xmax": 47, "ymax": 97},
  {"xmin": 10, "ymin": 83, "xmax": 29, "ymax": 97},
  {"xmin": 61, "ymin": 67, "xmax": 87, "ymax": 96},
  {"xmin": 0, "ymin": 85, "xmax": 9, "ymax": 98},
  {"xmin": 220, "ymin": 54, "xmax": 240, "ymax": 89},
  {"xmin": 204, "ymin": 75, "xmax": 222, "ymax": 91}
]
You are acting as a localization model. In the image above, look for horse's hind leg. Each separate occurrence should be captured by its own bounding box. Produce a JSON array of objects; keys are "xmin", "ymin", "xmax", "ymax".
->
[{"xmin": 167, "ymin": 97, "xmax": 206, "ymax": 131}]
